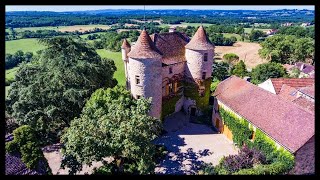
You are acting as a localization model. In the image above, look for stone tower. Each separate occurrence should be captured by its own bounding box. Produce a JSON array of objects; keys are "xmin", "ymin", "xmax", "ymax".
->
[
  {"xmin": 127, "ymin": 30, "xmax": 163, "ymax": 119},
  {"xmin": 184, "ymin": 26, "xmax": 215, "ymax": 113},
  {"xmin": 121, "ymin": 39, "xmax": 131, "ymax": 90}
]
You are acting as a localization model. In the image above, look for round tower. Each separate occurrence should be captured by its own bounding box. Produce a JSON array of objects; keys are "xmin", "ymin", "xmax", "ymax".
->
[
  {"xmin": 127, "ymin": 30, "xmax": 163, "ymax": 119},
  {"xmin": 184, "ymin": 26, "xmax": 215, "ymax": 113},
  {"xmin": 121, "ymin": 39, "xmax": 131, "ymax": 90}
]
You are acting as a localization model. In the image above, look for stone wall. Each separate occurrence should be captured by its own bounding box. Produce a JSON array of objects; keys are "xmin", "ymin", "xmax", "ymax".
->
[
  {"xmin": 185, "ymin": 49, "xmax": 214, "ymax": 80},
  {"xmin": 128, "ymin": 57, "xmax": 162, "ymax": 119}
]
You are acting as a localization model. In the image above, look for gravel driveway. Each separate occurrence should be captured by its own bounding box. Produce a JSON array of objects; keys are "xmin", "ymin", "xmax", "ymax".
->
[{"xmin": 154, "ymin": 112, "xmax": 238, "ymax": 175}]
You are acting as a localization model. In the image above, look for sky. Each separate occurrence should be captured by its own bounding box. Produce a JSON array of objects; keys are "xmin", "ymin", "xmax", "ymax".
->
[{"xmin": 6, "ymin": 5, "xmax": 315, "ymax": 12}]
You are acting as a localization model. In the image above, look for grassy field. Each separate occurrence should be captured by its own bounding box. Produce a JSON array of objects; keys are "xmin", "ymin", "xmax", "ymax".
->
[
  {"xmin": 79, "ymin": 32, "xmax": 106, "ymax": 39},
  {"xmin": 222, "ymin": 33, "xmax": 242, "ymax": 41},
  {"xmin": 5, "ymin": 38, "xmax": 45, "ymax": 54},
  {"xmin": 12, "ymin": 25, "xmax": 111, "ymax": 33},
  {"xmin": 96, "ymin": 49, "xmax": 125, "ymax": 86},
  {"xmin": 244, "ymin": 28, "xmax": 271, "ymax": 34},
  {"xmin": 215, "ymin": 41, "xmax": 268, "ymax": 70}
]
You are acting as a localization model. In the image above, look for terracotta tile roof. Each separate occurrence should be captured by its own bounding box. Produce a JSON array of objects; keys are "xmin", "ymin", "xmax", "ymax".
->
[
  {"xmin": 214, "ymin": 76, "xmax": 314, "ymax": 153},
  {"xmin": 292, "ymin": 97, "xmax": 315, "ymax": 115},
  {"xmin": 278, "ymin": 84, "xmax": 299, "ymax": 102},
  {"xmin": 150, "ymin": 32, "xmax": 190, "ymax": 64},
  {"xmin": 185, "ymin": 26, "xmax": 214, "ymax": 50},
  {"xmin": 121, "ymin": 38, "xmax": 131, "ymax": 49},
  {"xmin": 270, "ymin": 78, "xmax": 315, "ymax": 94},
  {"xmin": 298, "ymin": 85, "xmax": 315, "ymax": 99},
  {"xmin": 127, "ymin": 30, "xmax": 162, "ymax": 59}
]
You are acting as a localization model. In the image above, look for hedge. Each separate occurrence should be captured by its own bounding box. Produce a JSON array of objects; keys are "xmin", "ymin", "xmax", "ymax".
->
[
  {"xmin": 216, "ymin": 107, "xmax": 295, "ymax": 175},
  {"xmin": 161, "ymin": 95, "xmax": 182, "ymax": 120}
]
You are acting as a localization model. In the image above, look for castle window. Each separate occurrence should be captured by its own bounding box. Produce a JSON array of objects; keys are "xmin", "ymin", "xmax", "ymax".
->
[
  {"xmin": 204, "ymin": 53, "xmax": 208, "ymax": 62},
  {"xmin": 202, "ymin": 72, "xmax": 206, "ymax": 80},
  {"xmin": 169, "ymin": 67, "xmax": 173, "ymax": 74},
  {"xmin": 168, "ymin": 83, "xmax": 174, "ymax": 94},
  {"xmin": 135, "ymin": 75, "xmax": 140, "ymax": 85},
  {"xmin": 136, "ymin": 95, "xmax": 141, "ymax": 99}
]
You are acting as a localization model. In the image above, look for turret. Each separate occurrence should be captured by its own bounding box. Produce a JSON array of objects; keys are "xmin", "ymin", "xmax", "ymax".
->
[
  {"xmin": 127, "ymin": 30, "xmax": 163, "ymax": 119},
  {"xmin": 121, "ymin": 39, "xmax": 131, "ymax": 90},
  {"xmin": 121, "ymin": 38, "xmax": 131, "ymax": 61},
  {"xmin": 185, "ymin": 26, "xmax": 215, "ymax": 81},
  {"xmin": 184, "ymin": 26, "xmax": 215, "ymax": 113}
]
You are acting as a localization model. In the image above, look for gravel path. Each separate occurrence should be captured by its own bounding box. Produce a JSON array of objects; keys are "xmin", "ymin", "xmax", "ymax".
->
[{"xmin": 154, "ymin": 112, "xmax": 238, "ymax": 175}]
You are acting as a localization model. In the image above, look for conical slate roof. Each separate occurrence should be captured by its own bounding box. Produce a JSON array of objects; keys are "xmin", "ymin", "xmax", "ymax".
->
[
  {"xmin": 185, "ymin": 26, "xmax": 214, "ymax": 50},
  {"xmin": 121, "ymin": 38, "xmax": 131, "ymax": 49},
  {"xmin": 127, "ymin": 30, "xmax": 162, "ymax": 59}
]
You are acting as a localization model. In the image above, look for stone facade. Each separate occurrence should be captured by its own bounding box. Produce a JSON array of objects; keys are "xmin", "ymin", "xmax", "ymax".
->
[{"xmin": 122, "ymin": 26, "xmax": 215, "ymax": 120}]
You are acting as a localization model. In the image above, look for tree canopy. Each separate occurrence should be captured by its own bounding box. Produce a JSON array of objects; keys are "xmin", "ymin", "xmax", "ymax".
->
[
  {"xmin": 251, "ymin": 62, "xmax": 288, "ymax": 84},
  {"xmin": 6, "ymin": 37, "xmax": 117, "ymax": 143},
  {"xmin": 60, "ymin": 86, "xmax": 162, "ymax": 175},
  {"xmin": 212, "ymin": 61, "xmax": 230, "ymax": 81},
  {"xmin": 259, "ymin": 35, "xmax": 314, "ymax": 64},
  {"xmin": 231, "ymin": 60, "xmax": 248, "ymax": 78}
]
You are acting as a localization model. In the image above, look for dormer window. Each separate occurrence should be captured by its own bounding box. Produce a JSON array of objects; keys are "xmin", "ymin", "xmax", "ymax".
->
[
  {"xmin": 169, "ymin": 67, "xmax": 173, "ymax": 74},
  {"xmin": 135, "ymin": 75, "xmax": 140, "ymax": 85},
  {"xmin": 204, "ymin": 53, "xmax": 208, "ymax": 62}
]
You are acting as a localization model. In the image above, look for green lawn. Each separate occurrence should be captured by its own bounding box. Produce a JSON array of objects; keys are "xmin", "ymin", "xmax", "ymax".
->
[
  {"xmin": 244, "ymin": 28, "xmax": 271, "ymax": 34},
  {"xmin": 96, "ymin": 49, "xmax": 125, "ymax": 86},
  {"xmin": 5, "ymin": 38, "xmax": 45, "ymax": 54},
  {"xmin": 79, "ymin": 32, "xmax": 106, "ymax": 39},
  {"xmin": 222, "ymin": 33, "xmax": 242, "ymax": 41}
]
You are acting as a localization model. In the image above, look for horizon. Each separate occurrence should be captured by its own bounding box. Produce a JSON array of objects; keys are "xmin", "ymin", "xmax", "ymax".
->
[{"xmin": 6, "ymin": 5, "xmax": 315, "ymax": 12}]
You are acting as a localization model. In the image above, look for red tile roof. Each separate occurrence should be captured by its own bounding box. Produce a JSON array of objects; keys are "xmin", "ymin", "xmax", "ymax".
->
[
  {"xmin": 121, "ymin": 38, "xmax": 131, "ymax": 49},
  {"xmin": 270, "ymin": 78, "xmax": 315, "ymax": 94},
  {"xmin": 150, "ymin": 32, "xmax": 190, "ymax": 64},
  {"xmin": 214, "ymin": 76, "xmax": 314, "ymax": 153},
  {"xmin": 292, "ymin": 97, "xmax": 315, "ymax": 115},
  {"xmin": 127, "ymin": 30, "xmax": 162, "ymax": 59},
  {"xmin": 278, "ymin": 84, "xmax": 299, "ymax": 102},
  {"xmin": 298, "ymin": 85, "xmax": 315, "ymax": 99},
  {"xmin": 185, "ymin": 26, "xmax": 214, "ymax": 50}
]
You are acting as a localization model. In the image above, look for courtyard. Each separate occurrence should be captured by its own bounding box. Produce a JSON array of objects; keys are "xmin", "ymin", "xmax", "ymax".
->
[{"xmin": 154, "ymin": 111, "xmax": 239, "ymax": 175}]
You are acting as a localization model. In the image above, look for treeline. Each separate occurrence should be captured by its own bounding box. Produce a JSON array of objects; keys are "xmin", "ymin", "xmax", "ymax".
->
[
  {"xmin": 95, "ymin": 30, "xmax": 140, "ymax": 51},
  {"xmin": 277, "ymin": 26, "xmax": 314, "ymax": 39},
  {"xmin": 6, "ymin": 10, "xmax": 314, "ymax": 28},
  {"xmin": 5, "ymin": 28, "xmax": 109, "ymax": 41},
  {"xmin": 5, "ymin": 50, "xmax": 33, "ymax": 70}
]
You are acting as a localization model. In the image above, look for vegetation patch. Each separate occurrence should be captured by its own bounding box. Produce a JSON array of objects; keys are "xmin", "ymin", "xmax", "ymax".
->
[
  {"xmin": 161, "ymin": 95, "xmax": 182, "ymax": 121},
  {"xmin": 183, "ymin": 78, "xmax": 211, "ymax": 110},
  {"xmin": 207, "ymin": 107, "xmax": 295, "ymax": 175}
]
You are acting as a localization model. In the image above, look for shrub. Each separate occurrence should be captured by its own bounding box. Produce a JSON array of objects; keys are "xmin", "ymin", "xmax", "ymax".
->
[{"xmin": 223, "ymin": 53, "xmax": 239, "ymax": 65}]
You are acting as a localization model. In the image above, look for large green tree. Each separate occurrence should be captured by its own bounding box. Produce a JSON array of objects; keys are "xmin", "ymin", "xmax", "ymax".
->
[
  {"xmin": 61, "ymin": 86, "xmax": 162, "ymax": 175},
  {"xmin": 231, "ymin": 60, "xmax": 248, "ymax": 78},
  {"xmin": 249, "ymin": 30, "xmax": 265, "ymax": 42},
  {"xmin": 212, "ymin": 61, "xmax": 230, "ymax": 81},
  {"xmin": 251, "ymin": 62, "xmax": 288, "ymax": 84},
  {"xmin": 259, "ymin": 35, "xmax": 314, "ymax": 64},
  {"xmin": 6, "ymin": 37, "xmax": 117, "ymax": 142}
]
